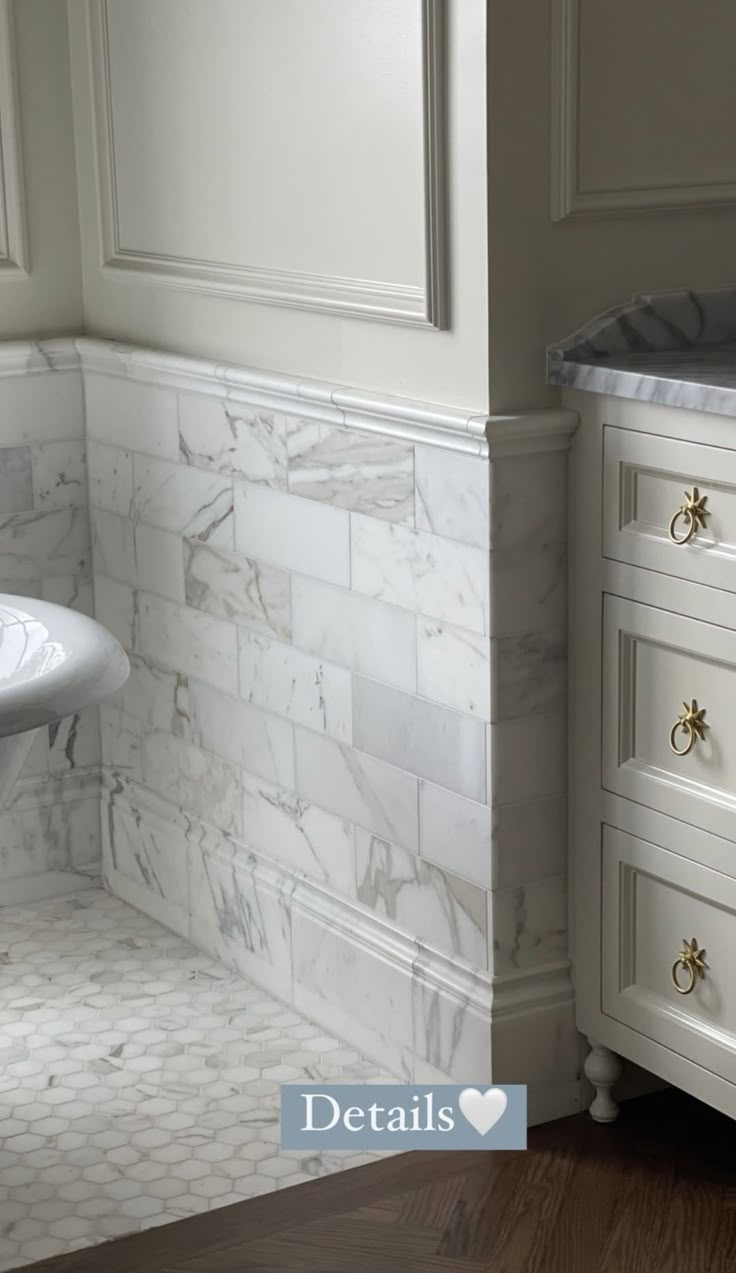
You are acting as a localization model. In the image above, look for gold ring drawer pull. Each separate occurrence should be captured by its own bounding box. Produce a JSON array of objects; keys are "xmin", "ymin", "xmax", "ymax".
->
[
  {"xmin": 668, "ymin": 487, "xmax": 708, "ymax": 545},
  {"xmin": 669, "ymin": 699, "xmax": 707, "ymax": 756},
  {"xmin": 671, "ymin": 938, "xmax": 708, "ymax": 995}
]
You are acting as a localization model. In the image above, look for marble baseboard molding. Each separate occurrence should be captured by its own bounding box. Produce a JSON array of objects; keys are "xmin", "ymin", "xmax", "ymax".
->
[
  {"xmin": 9, "ymin": 767, "xmax": 101, "ymax": 811},
  {"xmin": 100, "ymin": 768, "xmax": 580, "ymax": 1116},
  {"xmin": 0, "ymin": 869, "xmax": 99, "ymax": 908}
]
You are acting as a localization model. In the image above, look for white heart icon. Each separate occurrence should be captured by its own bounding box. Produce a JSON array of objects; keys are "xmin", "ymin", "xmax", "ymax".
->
[{"xmin": 458, "ymin": 1087, "xmax": 508, "ymax": 1136}]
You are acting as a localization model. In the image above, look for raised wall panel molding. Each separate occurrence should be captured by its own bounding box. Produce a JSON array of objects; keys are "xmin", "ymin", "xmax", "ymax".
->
[
  {"xmin": 86, "ymin": 0, "xmax": 448, "ymax": 328},
  {"xmin": 0, "ymin": 0, "xmax": 29, "ymax": 276},
  {"xmin": 551, "ymin": 0, "xmax": 736, "ymax": 220}
]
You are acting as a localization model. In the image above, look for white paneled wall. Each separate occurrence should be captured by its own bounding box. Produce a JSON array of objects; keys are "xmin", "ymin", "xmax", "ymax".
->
[
  {"xmin": 0, "ymin": 0, "xmax": 82, "ymax": 337},
  {"xmin": 489, "ymin": 0, "xmax": 736, "ymax": 408},
  {"xmin": 67, "ymin": 0, "xmax": 488, "ymax": 408}
]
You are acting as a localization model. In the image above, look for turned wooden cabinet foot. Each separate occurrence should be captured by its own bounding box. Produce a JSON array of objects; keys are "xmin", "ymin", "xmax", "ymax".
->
[{"xmin": 584, "ymin": 1039, "xmax": 623, "ymax": 1123}]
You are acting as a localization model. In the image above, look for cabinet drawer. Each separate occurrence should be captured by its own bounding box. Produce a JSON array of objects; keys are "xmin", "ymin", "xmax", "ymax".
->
[
  {"xmin": 603, "ymin": 595, "xmax": 736, "ymax": 845},
  {"xmin": 602, "ymin": 825, "xmax": 736, "ymax": 1084},
  {"xmin": 603, "ymin": 426, "xmax": 736, "ymax": 591}
]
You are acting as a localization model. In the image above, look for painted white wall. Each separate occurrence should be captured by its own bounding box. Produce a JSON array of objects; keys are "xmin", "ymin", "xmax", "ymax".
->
[
  {"xmin": 488, "ymin": 0, "xmax": 736, "ymax": 411},
  {"xmin": 7, "ymin": 0, "xmax": 736, "ymax": 420},
  {"xmin": 0, "ymin": 0, "xmax": 82, "ymax": 340},
  {"xmin": 67, "ymin": 0, "xmax": 489, "ymax": 411}
]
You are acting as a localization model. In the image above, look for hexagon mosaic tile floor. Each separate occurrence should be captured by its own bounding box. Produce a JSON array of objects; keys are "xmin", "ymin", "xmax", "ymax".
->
[{"xmin": 0, "ymin": 889, "xmax": 388, "ymax": 1270}]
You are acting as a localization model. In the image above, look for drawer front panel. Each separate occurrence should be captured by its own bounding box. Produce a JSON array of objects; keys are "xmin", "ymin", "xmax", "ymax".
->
[
  {"xmin": 603, "ymin": 426, "xmax": 736, "ymax": 591},
  {"xmin": 602, "ymin": 825, "xmax": 736, "ymax": 1081},
  {"xmin": 603, "ymin": 595, "xmax": 736, "ymax": 845}
]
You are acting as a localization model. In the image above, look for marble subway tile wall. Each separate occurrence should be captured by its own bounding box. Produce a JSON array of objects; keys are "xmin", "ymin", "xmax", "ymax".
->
[
  {"xmin": 0, "ymin": 343, "xmax": 100, "ymax": 901},
  {"xmin": 488, "ymin": 445, "xmax": 575, "ymax": 1104},
  {"xmin": 87, "ymin": 347, "xmax": 493, "ymax": 1080}
]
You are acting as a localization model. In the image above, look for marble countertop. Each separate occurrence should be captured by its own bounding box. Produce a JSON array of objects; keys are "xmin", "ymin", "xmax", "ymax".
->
[
  {"xmin": 548, "ymin": 348, "xmax": 736, "ymax": 418},
  {"xmin": 547, "ymin": 287, "xmax": 736, "ymax": 417}
]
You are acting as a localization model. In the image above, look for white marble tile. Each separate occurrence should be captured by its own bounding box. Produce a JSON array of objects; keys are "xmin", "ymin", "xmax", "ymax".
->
[
  {"xmin": 184, "ymin": 540, "xmax": 291, "ymax": 640},
  {"xmin": 103, "ymin": 778, "xmax": 188, "ymax": 911},
  {"xmin": 355, "ymin": 830, "xmax": 487, "ymax": 968},
  {"xmin": 31, "ymin": 441, "xmax": 87, "ymax": 509},
  {"xmin": 137, "ymin": 592, "xmax": 238, "ymax": 695},
  {"xmin": 491, "ymin": 874, "xmax": 568, "ymax": 975},
  {"xmin": 492, "ymin": 999, "xmax": 579, "ymax": 1092},
  {"xmin": 234, "ymin": 482, "xmax": 349, "ymax": 587},
  {"xmin": 179, "ymin": 392, "xmax": 287, "ymax": 487},
  {"xmin": 492, "ymin": 713, "xmax": 565, "ymax": 806},
  {"xmin": 91, "ymin": 577, "xmax": 139, "ymax": 652},
  {"xmin": 491, "ymin": 545, "xmax": 567, "ymax": 642},
  {"xmin": 132, "ymin": 455, "xmax": 233, "ymax": 547},
  {"xmin": 142, "ymin": 731, "xmax": 242, "ymax": 836},
  {"xmin": 85, "ymin": 373, "xmax": 179, "ymax": 460},
  {"xmin": 87, "ymin": 442, "xmax": 133, "ymax": 517},
  {"xmin": 40, "ymin": 574, "xmax": 94, "ymax": 615},
  {"xmin": 294, "ymin": 727, "xmax": 418, "ymax": 852},
  {"xmin": 286, "ymin": 420, "xmax": 413, "ymax": 524},
  {"xmin": 238, "ymin": 630, "xmax": 352, "ymax": 743},
  {"xmin": 353, "ymin": 678, "xmax": 486, "ymax": 802},
  {"xmin": 0, "ymin": 799, "xmax": 99, "ymax": 881},
  {"xmin": 291, "ymin": 907, "xmax": 414, "ymax": 1079},
  {"xmin": 0, "ymin": 447, "xmax": 32, "ymax": 512},
  {"xmin": 417, "ymin": 620, "xmax": 491, "ymax": 720},
  {"xmin": 48, "ymin": 707, "xmax": 100, "ymax": 775},
  {"xmin": 190, "ymin": 843, "xmax": 293, "ymax": 1003},
  {"xmin": 492, "ymin": 794, "xmax": 567, "ymax": 891},
  {"xmin": 415, "ymin": 446, "xmax": 489, "ymax": 547},
  {"xmin": 351, "ymin": 514, "xmax": 489, "ymax": 635},
  {"xmin": 411, "ymin": 980, "xmax": 492, "ymax": 1084},
  {"xmin": 291, "ymin": 576, "xmax": 416, "ymax": 692},
  {"xmin": 0, "ymin": 370, "xmax": 83, "ymax": 445},
  {"xmin": 93, "ymin": 509, "xmax": 185, "ymax": 606},
  {"xmin": 99, "ymin": 705, "xmax": 143, "ymax": 780},
  {"xmin": 135, "ymin": 521, "xmax": 186, "ymax": 605},
  {"xmin": 495, "ymin": 630, "xmax": 567, "ymax": 721},
  {"xmin": 91, "ymin": 508, "xmax": 135, "ymax": 587},
  {"xmin": 490, "ymin": 452, "xmax": 567, "ymax": 639},
  {"xmin": 241, "ymin": 770, "xmax": 356, "ymax": 897},
  {"xmin": 0, "ymin": 509, "xmax": 89, "ymax": 580},
  {"xmin": 188, "ymin": 678, "xmax": 295, "ymax": 790},
  {"xmin": 418, "ymin": 783, "xmax": 492, "ymax": 889},
  {"xmin": 109, "ymin": 652, "xmax": 192, "ymax": 740},
  {"xmin": 18, "ymin": 724, "xmax": 49, "ymax": 780}
]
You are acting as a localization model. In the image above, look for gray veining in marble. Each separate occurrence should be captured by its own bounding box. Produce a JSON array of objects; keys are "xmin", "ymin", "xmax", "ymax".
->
[
  {"xmin": 0, "ymin": 447, "xmax": 33, "ymax": 513},
  {"xmin": 548, "ymin": 287, "xmax": 736, "ymax": 417}
]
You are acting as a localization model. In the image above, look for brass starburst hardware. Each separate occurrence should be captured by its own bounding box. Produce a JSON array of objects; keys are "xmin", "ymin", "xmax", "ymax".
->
[
  {"xmin": 668, "ymin": 486, "xmax": 709, "ymax": 545},
  {"xmin": 669, "ymin": 699, "xmax": 708, "ymax": 757},
  {"xmin": 671, "ymin": 937, "xmax": 708, "ymax": 995}
]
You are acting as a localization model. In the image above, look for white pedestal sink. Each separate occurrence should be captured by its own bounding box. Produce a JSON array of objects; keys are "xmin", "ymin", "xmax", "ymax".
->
[{"xmin": 0, "ymin": 594, "xmax": 129, "ymax": 806}]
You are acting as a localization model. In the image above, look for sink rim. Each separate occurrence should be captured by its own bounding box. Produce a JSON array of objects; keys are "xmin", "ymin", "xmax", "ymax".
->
[{"xmin": 0, "ymin": 592, "xmax": 129, "ymax": 738}]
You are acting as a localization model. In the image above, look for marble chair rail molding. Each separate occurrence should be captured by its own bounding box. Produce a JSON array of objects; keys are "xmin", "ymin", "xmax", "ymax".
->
[{"xmin": 0, "ymin": 335, "xmax": 579, "ymax": 1122}]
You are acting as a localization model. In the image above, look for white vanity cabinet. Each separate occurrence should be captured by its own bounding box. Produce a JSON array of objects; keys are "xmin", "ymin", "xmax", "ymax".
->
[{"xmin": 569, "ymin": 390, "xmax": 736, "ymax": 1122}]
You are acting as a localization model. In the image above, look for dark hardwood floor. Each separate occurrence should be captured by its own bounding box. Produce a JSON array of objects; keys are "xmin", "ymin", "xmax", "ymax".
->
[{"xmin": 27, "ymin": 1090, "xmax": 736, "ymax": 1273}]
